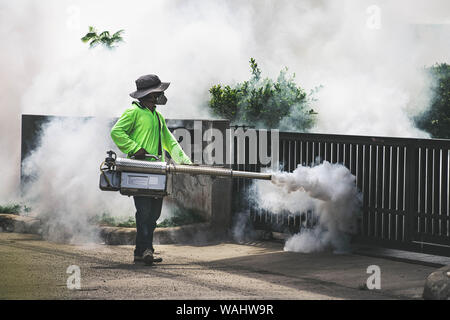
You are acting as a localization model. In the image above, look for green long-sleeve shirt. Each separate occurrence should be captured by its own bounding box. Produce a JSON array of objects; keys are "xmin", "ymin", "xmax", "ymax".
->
[{"xmin": 110, "ymin": 101, "xmax": 192, "ymax": 164}]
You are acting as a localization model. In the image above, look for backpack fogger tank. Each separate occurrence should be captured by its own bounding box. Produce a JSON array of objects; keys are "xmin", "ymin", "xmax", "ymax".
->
[{"xmin": 99, "ymin": 150, "xmax": 272, "ymax": 197}]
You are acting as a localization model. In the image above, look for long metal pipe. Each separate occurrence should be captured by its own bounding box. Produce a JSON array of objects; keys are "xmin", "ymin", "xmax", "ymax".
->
[
  {"xmin": 115, "ymin": 157, "xmax": 272, "ymax": 180},
  {"xmin": 115, "ymin": 158, "xmax": 167, "ymax": 174}
]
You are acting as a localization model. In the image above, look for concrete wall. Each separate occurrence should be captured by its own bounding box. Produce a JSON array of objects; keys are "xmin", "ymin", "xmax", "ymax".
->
[
  {"xmin": 167, "ymin": 174, "xmax": 232, "ymax": 229},
  {"xmin": 165, "ymin": 119, "xmax": 232, "ymax": 230}
]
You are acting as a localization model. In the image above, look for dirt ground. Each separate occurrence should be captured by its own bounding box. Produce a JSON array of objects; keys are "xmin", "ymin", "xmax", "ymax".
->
[{"xmin": 0, "ymin": 232, "xmax": 433, "ymax": 300}]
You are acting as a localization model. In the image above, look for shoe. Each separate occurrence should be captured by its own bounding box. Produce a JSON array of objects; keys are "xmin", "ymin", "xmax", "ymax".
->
[
  {"xmin": 143, "ymin": 248, "xmax": 154, "ymax": 266},
  {"xmin": 134, "ymin": 255, "xmax": 144, "ymax": 263}
]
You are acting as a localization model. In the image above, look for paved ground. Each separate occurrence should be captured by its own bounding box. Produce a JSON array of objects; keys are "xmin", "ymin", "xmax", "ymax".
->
[{"xmin": 0, "ymin": 232, "xmax": 433, "ymax": 300}]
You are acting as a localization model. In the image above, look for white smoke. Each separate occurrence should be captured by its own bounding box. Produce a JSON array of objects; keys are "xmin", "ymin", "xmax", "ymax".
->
[
  {"xmin": 20, "ymin": 117, "xmax": 133, "ymax": 242},
  {"xmin": 0, "ymin": 0, "xmax": 449, "ymax": 242},
  {"xmin": 231, "ymin": 210, "xmax": 261, "ymax": 243},
  {"xmin": 254, "ymin": 162, "xmax": 362, "ymax": 253}
]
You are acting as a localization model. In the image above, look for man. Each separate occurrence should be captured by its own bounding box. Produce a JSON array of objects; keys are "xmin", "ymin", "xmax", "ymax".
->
[{"xmin": 111, "ymin": 74, "xmax": 192, "ymax": 265}]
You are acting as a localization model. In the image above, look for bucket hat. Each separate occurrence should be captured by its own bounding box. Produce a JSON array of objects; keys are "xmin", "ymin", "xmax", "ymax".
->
[{"xmin": 129, "ymin": 74, "xmax": 170, "ymax": 99}]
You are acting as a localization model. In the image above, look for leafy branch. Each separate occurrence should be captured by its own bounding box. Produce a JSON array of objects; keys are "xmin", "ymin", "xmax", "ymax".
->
[{"xmin": 81, "ymin": 26, "xmax": 124, "ymax": 49}]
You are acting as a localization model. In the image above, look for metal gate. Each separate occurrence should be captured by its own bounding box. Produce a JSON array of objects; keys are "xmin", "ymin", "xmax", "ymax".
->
[{"xmin": 231, "ymin": 129, "xmax": 450, "ymax": 256}]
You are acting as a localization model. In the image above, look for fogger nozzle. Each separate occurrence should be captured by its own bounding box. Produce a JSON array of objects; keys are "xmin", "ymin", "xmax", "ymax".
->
[{"xmin": 114, "ymin": 157, "xmax": 272, "ymax": 180}]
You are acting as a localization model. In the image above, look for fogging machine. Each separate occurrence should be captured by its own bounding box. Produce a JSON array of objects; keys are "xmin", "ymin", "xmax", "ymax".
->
[{"xmin": 99, "ymin": 150, "xmax": 272, "ymax": 197}]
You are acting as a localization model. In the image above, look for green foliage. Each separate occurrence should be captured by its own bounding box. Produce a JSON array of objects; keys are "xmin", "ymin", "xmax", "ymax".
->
[
  {"xmin": 93, "ymin": 207, "xmax": 205, "ymax": 228},
  {"xmin": 0, "ymin": 203, "xmax": 31, "ymax": 215},
  {"xmin": 92, "ymin": 212, "xmax": 119, "ymax": 226},
  {"xmin": 81, "ymin": 26, "xmax": 124, "ymax": 49},
  {"xmin": 156, "ymin": 207, "xmax": 206, "ymax": 228},
  {"xmin": 209, "ymin": 58, "xmax": 318, "ymax": 131},
  {"xmin": 117, "ymin": 216, "xmax": 136, "ymax": 228},
  {"xmin": 92, "ymin": 212, "xmax": 136, "ymax": 227},
  {"xmin": 0, "ymin": 204, "xmax": 21, "ymax": 214},
  {"xmin": 415, "ymin": 63, "xmax": 450, "ymax": 139}
]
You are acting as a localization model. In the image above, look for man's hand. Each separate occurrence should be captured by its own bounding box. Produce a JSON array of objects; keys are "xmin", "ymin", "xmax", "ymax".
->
[{"xmin": 133, "ymin": 148, "xmax": 148, "ymax": 160}]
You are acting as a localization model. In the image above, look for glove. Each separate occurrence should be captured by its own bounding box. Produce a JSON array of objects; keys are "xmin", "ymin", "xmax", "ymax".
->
[{"xmin": 133, "ymin": 148, "xmax": 148, "ymax": 160}]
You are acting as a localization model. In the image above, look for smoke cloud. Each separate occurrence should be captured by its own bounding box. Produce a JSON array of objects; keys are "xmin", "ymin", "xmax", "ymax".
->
[
  {"xmin": 0, "ymin": 1, "xmax": 448, "ymax": 242},
  {"xmin": 20, "ymin": 118, "xmax": 132, "ymax": 242},
  {"xmin": 254, "ymin": 162, "xmax": 362, "ymax": 253}
]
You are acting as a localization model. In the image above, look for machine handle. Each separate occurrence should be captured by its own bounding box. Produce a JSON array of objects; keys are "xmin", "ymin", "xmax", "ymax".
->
[{"xmin": 130, "ymin": 154, "xmax": 161, "ymax": 161}]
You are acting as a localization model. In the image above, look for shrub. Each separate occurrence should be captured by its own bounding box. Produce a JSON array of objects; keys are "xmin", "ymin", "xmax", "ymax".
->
[
  {"xmin": 415, "ymin": 63, "xmax": 450, "ymax": 139},
  {"xmin": 208, "ymin": 58, "xmax": 318, "ymax": 131},
  {"xmin": 0, "ymin": 203, "xmax": 31, "ymax": 215}
]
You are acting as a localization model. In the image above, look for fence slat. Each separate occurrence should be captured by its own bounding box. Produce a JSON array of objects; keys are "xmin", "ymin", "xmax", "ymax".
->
[
  {"xmin": 324, "ymin": 142, "xmax": 330, "ymax": 163},
  {"xmin": 357, "ymin": 144, "xmax": 363, "ymax": 193},
  {"xmin": 337, "ymin": 143, "xmax": 343, "ymax": 164},
  {"xmin": 362, "ymin": 144, "xmax": 370, "ymax": 236},
  {"xmin": 442, "ymin": 149, "xmax": 449, "ymax": 237},
  {"xmin": 331, "ymin": 143, "xmax": 337, "ymax": 163},
  {"xmin": 301, "ymin": 141, "xmax": 306, "ymax": 166},
  {"xmin": 390, "ymin": 146, "xmax": 398, "ymax": 240},
  {"xmin": 319, "ymin": 142, "xmax": 325, "ymax": 164},
  {"xmin": 295, "ymin": 140, "xmax": 301, "ymax": 169},
  {"xmin": 307, "ymin": 141, "xmax": 312, "ymax": 166},
  {"xmin": 433, "ymin": 148, "xmax": 441, "ymax": 236},
  {"xmin": 313, "ymin": 141, "xmax": 320, "ymax": 165},
  {"xmin": 383, "ymin": 146, "xmax": 391, "ymax": 239},
  {"xmin": 376, "ymin": 145, "xmax": 384, "ymax": 211},
  {"xmin": 418, "ymin": 147, "xmax": 426, "ymax": 234},
  {"xmin": 426, "ymin": 148, "xmax": 433, "ymax": 235},
  {"xmin": 351, "ymin": 144, "xmax": 356, "ymax": 177}
]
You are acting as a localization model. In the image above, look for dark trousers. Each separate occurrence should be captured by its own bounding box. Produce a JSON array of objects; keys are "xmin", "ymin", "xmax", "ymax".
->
[{"xmin": 133, "ymin": 196, "xmax": 163, "ymax": 257}]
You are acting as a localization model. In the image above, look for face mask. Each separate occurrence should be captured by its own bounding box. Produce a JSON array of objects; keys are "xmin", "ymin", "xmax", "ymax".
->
[{"xmin": 155, "ymin": 93, "xmax": 167, "ymax": 105}]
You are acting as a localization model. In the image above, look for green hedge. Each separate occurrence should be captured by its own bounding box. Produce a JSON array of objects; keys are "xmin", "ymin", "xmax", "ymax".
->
[
  {"xmin": 415, "ymin": 63, "xmax": 450, "ymax": 139},
  {"xmin": 209, "ymin": 58, "xmax": 318, "ymax": 131}
]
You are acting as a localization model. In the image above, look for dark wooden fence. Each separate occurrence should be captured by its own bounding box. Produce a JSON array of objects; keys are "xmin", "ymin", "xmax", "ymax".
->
[{"xmin": 231, "ymin": 129, "xmax": 450, "ymax": 256}]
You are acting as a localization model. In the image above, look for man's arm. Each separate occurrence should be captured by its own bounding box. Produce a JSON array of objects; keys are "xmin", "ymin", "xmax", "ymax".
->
[
  {"xmin": 110, "ymin": 108, "xmax": 141, "ymax": 156},
  {"xmin": 160, "ymin": 114, "xmax": 192, "ymax": 164}
]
